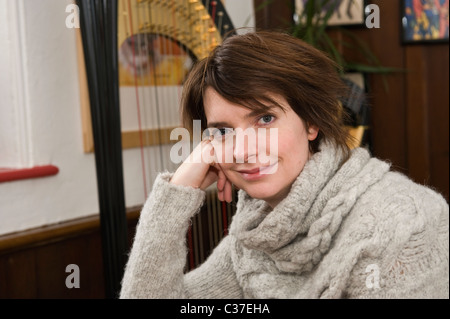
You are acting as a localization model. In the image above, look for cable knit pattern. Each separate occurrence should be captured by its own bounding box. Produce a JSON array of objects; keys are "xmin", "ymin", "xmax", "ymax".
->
[
  {"xmin": 230, "ymin": 142, "xmax": 390, "ymax": 275},
  {"xmin": 120, "ymin": 142, "xmax": 449, "ymax": 299}
]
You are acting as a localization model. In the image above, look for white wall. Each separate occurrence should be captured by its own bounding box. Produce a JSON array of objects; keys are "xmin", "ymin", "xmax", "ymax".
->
[
  {"xmin": 0, "ymin": 0, "xmax": 99, "ymax": 235},
  {"xmin": 225, "ymin": 0, "xmax": 256, "ymax": 33},
  {"xmin": 0, "ymin": 0, "xmax": 254, "ymax": 236}
]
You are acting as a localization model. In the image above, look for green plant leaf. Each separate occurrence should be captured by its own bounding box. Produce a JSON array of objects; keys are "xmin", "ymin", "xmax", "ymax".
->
[
  {"xmin": 260, "ymin": 0, "xmax": 403, "ymax": 92},
  {"xmin": 345, "ymin": 63, "xmax": 403, "ymax": 74},
  {"xmin": 321, "ymin": 32, "xmax": 345, "ymax": 70}
]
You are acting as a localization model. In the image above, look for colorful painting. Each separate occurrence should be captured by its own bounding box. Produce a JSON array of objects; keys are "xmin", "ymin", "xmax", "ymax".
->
[
  {"xmin": 402, "ymin": 0, "xmax": 449, "ymax": 43},
  {"xmin": 295, "ymin": 0, "xmax": 366, "ymax": 26},
  {"xmin": 118, "ymin": 33, "xmax": 193, "ymax": 86}
]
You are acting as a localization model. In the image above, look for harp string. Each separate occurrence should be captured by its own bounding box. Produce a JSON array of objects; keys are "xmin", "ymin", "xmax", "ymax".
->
[
  {"xmin": 171, "ymin": 0, "xmax": 185, "ymax": 123},
  {"xmin": 138, "ymin": 2, "xmax": 151, "ymax": 191},
  {"xmin": 125, "ymin": 0, "xmax": 149, "ymax": 198},
  {"xmin": 119, "ymin": 0, "xmax": 234, "ymax": 269},
  {"xmin": 142, "ymin": 1, "xmax": 158, "ymax": 189},
  {"xmin": 182, "ymin": 1, "xmax": 198, "ymax": 270},
  {"xmin": 213, "ymin": 1, "xmax": 228, "ymax": 237},
  {"xmin": 135, "ymin": 4, "xmax": 151, "ymax": 198},
  {"xmin": 149, "ymin": 2, "xmax": 165, "ymax": 173}
]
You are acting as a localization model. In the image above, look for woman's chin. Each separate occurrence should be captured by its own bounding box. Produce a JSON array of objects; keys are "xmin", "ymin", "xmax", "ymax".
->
[{"xmin": 240, "ymin": 185, "xmax": 280, "ymax": 203}]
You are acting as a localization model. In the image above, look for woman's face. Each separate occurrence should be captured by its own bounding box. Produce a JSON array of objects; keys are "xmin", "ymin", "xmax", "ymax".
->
[{"xmin": 204, "ymin": 87, "xmax": 318, "ymax": 208}]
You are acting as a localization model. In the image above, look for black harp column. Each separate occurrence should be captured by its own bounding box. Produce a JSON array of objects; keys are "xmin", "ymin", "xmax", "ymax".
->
[{"xmin": 76, "ymin": 0, "xmax": 128, "ymax": 299}]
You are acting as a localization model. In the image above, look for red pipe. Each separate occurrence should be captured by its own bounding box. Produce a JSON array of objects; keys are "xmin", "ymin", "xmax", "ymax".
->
[{"xmin": 0, "ymin": 165, "xmax": 59, "ymax": 183}]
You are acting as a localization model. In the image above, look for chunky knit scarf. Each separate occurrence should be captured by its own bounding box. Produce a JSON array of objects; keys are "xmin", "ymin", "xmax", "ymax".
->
[{"xmin": 230, "ymin": 142, "xmax": 390, "ymax": 275}]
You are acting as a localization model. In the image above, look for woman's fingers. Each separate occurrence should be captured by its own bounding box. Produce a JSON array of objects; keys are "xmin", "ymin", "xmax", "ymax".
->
[
  {"xmin": 216, "ymin": 167, "xmax": 226, "ymax": 191},
  {"xmin": 171, "ymin": 139, "xmax": 216, "ymax": 189},
  {"xmin": 217, "ymin": 179, "xmax": 232, "ymax": 203},
  {"xmin": 215, "ymin": 165, "xmax": 233, "ymax": 203},
  {"xmin": 199, "ymin": 166, "xmax": 219, "ymax": 190},
  {"xmin": 223, "ymin": 179, "xmax": 233, "ymax": 203},
  {"xmin": 170, "ymin": 138, "xmax": 234, "ymax": 203}
]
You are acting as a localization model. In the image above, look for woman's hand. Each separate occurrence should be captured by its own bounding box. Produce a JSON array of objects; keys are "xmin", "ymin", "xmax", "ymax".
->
[{"xmin": 170, "ymin": 139, "xmax": 233, "ymax": 203}]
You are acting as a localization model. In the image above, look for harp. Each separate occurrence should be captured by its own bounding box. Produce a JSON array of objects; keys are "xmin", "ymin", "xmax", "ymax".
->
[{"xmin": 77, "ymin": 0, "xmax": 236, "ymax": 298}]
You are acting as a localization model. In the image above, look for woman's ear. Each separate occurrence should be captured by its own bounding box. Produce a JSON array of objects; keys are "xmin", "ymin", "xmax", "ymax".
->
[{"xmin": 307, "ymin": 125, "xmax": 319, "ymax": 141}]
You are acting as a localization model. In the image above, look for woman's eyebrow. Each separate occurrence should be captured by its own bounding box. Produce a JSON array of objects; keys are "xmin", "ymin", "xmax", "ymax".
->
[
  {"xmin": 244, "ymin": 109, "xmax": 269, "ymax": 119},
  {"xmin": 207, "ymin": 121, "xmax": 232, "ymax": 128},
  {"xmin": 208, "ymin": 109, "xmax": 277, "ymax": 128},
  {"xmin": 244, "ymin": 107, "xmax": 281, "ymax": 120}
]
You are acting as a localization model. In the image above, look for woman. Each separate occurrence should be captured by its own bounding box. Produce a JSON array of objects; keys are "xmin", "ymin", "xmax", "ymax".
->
[{"xmin": 120, "ymin": 31, "xmax": 449, "ymax": 299}]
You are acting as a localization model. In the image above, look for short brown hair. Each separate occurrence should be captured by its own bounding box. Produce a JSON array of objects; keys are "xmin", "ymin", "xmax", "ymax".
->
[{"xmin": 181, "ymin": 31, "xmax": 351, "ymax": 159}]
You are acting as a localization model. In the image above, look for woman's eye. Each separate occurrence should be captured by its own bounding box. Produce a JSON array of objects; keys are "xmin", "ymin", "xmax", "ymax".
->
[
  {"xmin": 258, "ymin": 115, "xmax": 274, "ymax": 125},
  {"xmin": 216, "ymin": 128, "xmax": 232, "ymax": 136},
  {"xmin": 207, "ymin": 127, "xmax": 234, "ymax": 139}
]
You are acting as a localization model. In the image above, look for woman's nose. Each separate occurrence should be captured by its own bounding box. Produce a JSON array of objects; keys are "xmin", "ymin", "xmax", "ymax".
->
[{"xmin": 233, "ymin": 128, "xmax": 257, "ymax": 163}]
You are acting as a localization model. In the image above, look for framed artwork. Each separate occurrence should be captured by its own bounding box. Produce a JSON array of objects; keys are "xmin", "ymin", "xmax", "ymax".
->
[
  {"xmin": 76, "ymin": 0, "xmax": 227, "ymax": 153},
  {"xmin": 402, "ymin": 0, "xmax": 449, "ymax": 44},
  {"xmin": 295, "ymin": 0, "xmax": 367, "ymax": 27}
]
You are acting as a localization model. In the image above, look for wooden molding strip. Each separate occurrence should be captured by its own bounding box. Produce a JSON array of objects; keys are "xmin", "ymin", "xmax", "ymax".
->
[
  {"xmin": 83, "ymin": 127, "xmax": 181, "ymax": 153},
  {"xmin": 121, "ymin": 127, "xmax": 180, "ymax": 149},
  {"xmin": 0, "ymin": 207, "xmax": 141, "ymax": 255},
  {"xmin": 76, "ymin": 27, "xmax": 94, "ymax": 153}
]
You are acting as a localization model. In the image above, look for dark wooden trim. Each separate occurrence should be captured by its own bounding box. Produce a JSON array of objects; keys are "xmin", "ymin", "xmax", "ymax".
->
[
  {"xmin": 405, "ymin": 46, "xmax": 430, "ymax": 184},
  {"xmin": 253, "ymin": 0, "xmax": 294, "ymax": 31},
  {"xmin": 121, "ymin": 127, "xmax": 179, "ymax": 149},
  {"xmin": 0, "ymin": 208, "xmax": 141, "ymax": 256},
  {"xmin": 0, "ymin": 207, "xmax": 141, "ymax": 299}
]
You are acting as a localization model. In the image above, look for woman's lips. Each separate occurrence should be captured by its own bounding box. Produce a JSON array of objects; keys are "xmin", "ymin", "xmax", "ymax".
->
[
  {"xmin": 237, "ymin": 162, "xmax": 278, "ymax": 180},
  {"xmin": 237, "ymin": 167, "xmax": 260, "ymax": 174}
]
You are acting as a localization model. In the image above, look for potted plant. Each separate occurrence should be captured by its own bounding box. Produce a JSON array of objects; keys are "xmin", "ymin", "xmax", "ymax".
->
[{"xmin": 291, "ymin": 0, "xmax": 395, "ymax": 75}]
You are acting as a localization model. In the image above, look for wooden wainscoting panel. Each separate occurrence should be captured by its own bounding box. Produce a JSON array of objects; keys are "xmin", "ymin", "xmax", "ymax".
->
[
  {"xmin": 0, "ymin": 210, "xmax": 140, "ymax": 299},
  {"xmin": 0, "ymin": 249, "xmax": 38, "ymax": 298},
  {"xmin": 34, "ymin": 234, "xmax": 105, "ymax": 299},
  {"xmin": 0, "ymin": 215, "xmax": 100, "ymax": 255}
]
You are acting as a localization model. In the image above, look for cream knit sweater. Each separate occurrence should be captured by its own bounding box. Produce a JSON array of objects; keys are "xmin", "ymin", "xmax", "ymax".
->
[{"xmin": 120, "ymin": 142, "xmax": 449, "ymax": 299}]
